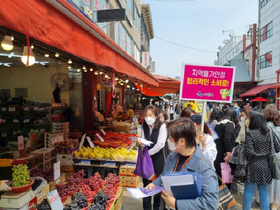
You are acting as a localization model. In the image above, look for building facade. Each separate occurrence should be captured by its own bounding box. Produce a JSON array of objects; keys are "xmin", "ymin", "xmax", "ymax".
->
[{"xmin": 258, "ymin": 0, "xmax": 280, "ymax": 85}]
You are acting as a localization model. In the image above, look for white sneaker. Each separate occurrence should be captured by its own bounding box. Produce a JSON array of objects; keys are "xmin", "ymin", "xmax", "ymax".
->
[{"xmin": 270, "ymin": 203, "xmax": 278, "ymax": 210}]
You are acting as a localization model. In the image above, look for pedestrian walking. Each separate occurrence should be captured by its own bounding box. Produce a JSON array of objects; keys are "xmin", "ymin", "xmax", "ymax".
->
[
  {"xmin": 180, "ymin": 107, "xmax": 195, "ymax": 118},
  {"xmin": 168, "ymin": 105, "xmax": 175, "ymax": 120},
  {"xmin": 243, "ymin": 111, "xmax": 280, "ymax": 210}
]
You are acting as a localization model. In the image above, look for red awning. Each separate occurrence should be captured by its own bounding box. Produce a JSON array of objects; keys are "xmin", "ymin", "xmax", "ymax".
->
[
  {"xmin": 0, "ymin": 0, "xmax": 158, "ymax": 86},
  {"xmin": 240, "ymin": 84, "xmax": 273, "ymax": 97},
  {"xmin": 136, "ymin": 75, "xmax": 181, "ymax": 97},
  {"xmin": 271, "ymin": 83, "xmax": 280, "ymax": 88}
]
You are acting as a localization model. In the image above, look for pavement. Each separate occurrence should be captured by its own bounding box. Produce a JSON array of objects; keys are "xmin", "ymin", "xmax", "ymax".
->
[{"xmin": 122, "ymin": 181, "xmax": 261, "ymax": 210}]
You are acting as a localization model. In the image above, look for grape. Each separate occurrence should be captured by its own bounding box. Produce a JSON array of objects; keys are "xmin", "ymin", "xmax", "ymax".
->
[
  {"xmin": 12, "ymin": 164, "xmax": 29, "ymax": 187},
  {"xmin": 88, "ymin": 203, "xmax": 105, "ymax": 210},
  {"xmin": 32, "ymin": 179, "xmax": 43, "ymax": 191},
  {"xmin": 63, "ymin": 203, "xmax": 80, "ymax": 210},
  {"xmin": 93, "ymin": 190, "xmax": 108, "ymax": 209},
  {"xmin": 71, "ymin": 192, "xmax": 88, "ymax": 209},
  {"xmin": 37, "ymin": 199, "xmax": 51, "ymax": 210}
]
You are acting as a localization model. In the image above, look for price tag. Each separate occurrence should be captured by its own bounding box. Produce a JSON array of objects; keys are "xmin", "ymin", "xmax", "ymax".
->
[
  {"xmin": 53, "ymin": 161, "xmax": 61, "ymax": 181},
  {"xmin": 79, "ymin": 134, "xmax": 86, "ymax": 148},
  {"xmin": 13, "ymin": 119, "xmax": 19, "ymax": 123},
  {"xmin": 9, "ymin": 107, "xmax": 16, "ymax": 112},
  {"xmin": 100, "ymin": 129, "xmax": 106, "ymax": 136},
  {"xmin": 1, "ymin": 133, "xmax": 7, "ymax": 137},
  {"xmin": 24, "ymin": 107, "xmax": 29, "ymax": 111},
  {"xmin": 96, "ymin": 133, "xmax": 104, "ymax": 142},
  {"xmin": 34, "ymin": 106, "xmax": 39, "ymax": 111},
  {"xmin": 1, "ymin": 107, "xmax": 7, "ymax": 111},
  {"xmin": 86, "ymin": 137, "xmax": 94, "ymax": 148},
  {"xmin": 18, "ymin": 136, "xmax": 24, "ymax": 150},
  {"xmin": 47, "ymin": 190, "xmax": 63, "ymax": 210},
  {"xmin": 26, "ymin": 140, "xmax": 31, "ymax": 149},
  {"xmin": 24, "ymin": 119, "xmax": 30, "ymax": 123}
]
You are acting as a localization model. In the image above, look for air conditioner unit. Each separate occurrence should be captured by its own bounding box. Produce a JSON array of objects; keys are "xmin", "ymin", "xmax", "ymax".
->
[{"xmin": 84, "ymin": 6, "xmax": 93, "ymax": 20}]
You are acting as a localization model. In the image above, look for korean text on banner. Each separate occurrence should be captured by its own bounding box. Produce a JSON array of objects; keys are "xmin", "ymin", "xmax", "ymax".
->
[{"xmin": 180, "ymin": 64, "xmax": 235, "ymax": 103}]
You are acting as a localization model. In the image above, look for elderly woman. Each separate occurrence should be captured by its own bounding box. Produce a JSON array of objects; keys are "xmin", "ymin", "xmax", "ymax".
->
[{"xmin": 147, "ymin": 118, "xmax": 219, "ymax": 209}]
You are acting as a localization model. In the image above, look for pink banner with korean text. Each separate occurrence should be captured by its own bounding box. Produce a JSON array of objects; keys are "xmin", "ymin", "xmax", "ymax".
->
[{"xmin": 180, "ymin": 64, "xmax": 236, "ymax": 103}]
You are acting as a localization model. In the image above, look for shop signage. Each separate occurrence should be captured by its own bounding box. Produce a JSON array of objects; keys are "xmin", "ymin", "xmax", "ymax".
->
[
  {"xmin": 18, "ymin": 135, "xmax": 24, "ymax": 150},
  {"xmin": 100, "ymin": 72, "xmax": 113, "ymax": 88},
  {"xmin": 269, "ymin": 91, "xmax": 276, "ymax": 96},
  {"xmin": 53, "ymin": 161, "xmax": 61, "ymax": 181},
  {"xmin": 180, "ymin": 64, "xmax": 235, "ymax": 102},
  {"xmin": 150, "ymin": 61, "xmax": 155, "ymax": 73},
  {"xmin": 47, "ymin": 190, "xmax": 63, "ymax": 210},
  {"xmin": 142, "ymin": 52, "xmax": 149, "ymax": 68}
]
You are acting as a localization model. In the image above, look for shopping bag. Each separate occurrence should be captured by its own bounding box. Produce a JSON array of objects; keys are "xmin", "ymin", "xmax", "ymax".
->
[
  {"xmin": 269, "ymin": 128, "xmax": 280, "ymax": 180},
  {"xmin": 134, "ymin": 146, "xmax": 156, "ymax": 181},
  {"xmin": 220, "ymin": 162, "xmax": 233, "ymax": 184},
  {"xmin": 218, "ymin": 183, "xmax": 236, "ymax": 210}
]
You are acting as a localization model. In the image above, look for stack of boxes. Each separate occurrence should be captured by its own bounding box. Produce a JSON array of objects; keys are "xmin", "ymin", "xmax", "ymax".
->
[
  {"xmin": 31, "ymin": 148, "xmax": 56, "ymax": 169},
  {"xmin": 56, "ymin": 153, "xmax": 74, "ymax": 180},
  {"xmin": 119, "ymin": 166, "xmax": 140, "ymax": 188},
  {"xmin": 51, "ymin": 122, "xmax": 69, "ymax": 139}
]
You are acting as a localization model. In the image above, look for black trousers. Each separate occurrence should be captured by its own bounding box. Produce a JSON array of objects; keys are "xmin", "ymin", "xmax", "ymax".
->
[
  {"xmin": 143, "ymin": 178, "xmax": 161, "ymax": 210},
  {"xmin": 170, "ymin": 113, "xmax": 174, "ymax": 120}
]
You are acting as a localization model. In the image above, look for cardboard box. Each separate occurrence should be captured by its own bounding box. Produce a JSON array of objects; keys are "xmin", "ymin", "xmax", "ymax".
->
[
  {"xmin": 61, "ymin": 164, "xmax": 74, "ymax": 172},
  {"xmin": 114, "ymin": 189, "xmax": 123, "ymax": 210},
  {"xmin": 119, "ymin": 167, "xmax": 136, "ymax": 176},
  {"xmin": 49, "ymin": 176, "xmax": 63, "ymax": 191},
  {"xmin": 56, "ymin": 154, "xmax": 73, "ymax": 164},
  {"xmin": 36, "ymin": 183, "xmax": 49, "ymax": 204},
  {"xmin": 32, "ymin": 148, "xmax": 56, "ymax": 162},
  {"xmin": 44, "ymin": 157, "xmax": 57, "ymax": 169},
  {"xmin": 120, "ymin": 175, "xmax": 140, "ymax": 188},
  {"xmin": 25, "ymin": 153, "xmax": 43, "ymax": 169}
]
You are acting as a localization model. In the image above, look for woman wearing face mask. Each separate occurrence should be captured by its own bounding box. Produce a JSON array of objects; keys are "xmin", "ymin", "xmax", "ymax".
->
[
  {"xmin": 146, "ymin": 118, "xmax": 219, "ymax": 209},
  {"xmin": 189, "ymin": 114, "xmax": 217, "ymax": 168},
  {"xmin": 139, "ymin": 105, "xmax": 168, "ymax": 210},
  {"xmin": 158, "ymin": 110, "xmax": 169, "ymax": 125}
]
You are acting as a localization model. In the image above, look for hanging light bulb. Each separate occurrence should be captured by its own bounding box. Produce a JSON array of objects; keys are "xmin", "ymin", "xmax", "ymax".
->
[
  {"xmin": 31, "ymin": 44, "xmax": 34, "ymax": 49},
  {"xmin": 94, "ymin": 71, "xmax": 98, "ymax": 75},
  {"xmin": 84, "ymin": 69, "xmax": 87, "ymax": 72},
  {"xmin": 55, "ymin": 52, "xmax": 59, "ymax": 57},
  {"xmin": 77, "ymin": 68, "xmax": 81, "ymax": 72},
  {"xmin": 1, "ymin": 35, "xmax": 13, "ymax": 51},
  {"xmin": 11, "ymin": 36, "xmax": 14, "ymax": 41},
  {"xmin": 121, "ymin": 83, "xmax": 124, "ymax": 86},
  {"xmin": 68, "ymin": 59, "xmax": 72, "ymax": 64},
  {"xmin": 115, "ymin": 77, "xmax": 119, "ymax": 81},
  {"xmin": 45, "ymin": 53, "xmax": 49, "ymax": 57},
  {"xmin": 127, "ymin": 85, "xmax": 130, "ymax": 88},
  {"xmin": 105, "ymin": 74, "xmax": 108, "ymax": 78},
  {"xmin": 99, "ymin": 71, "xmax": 103, "ymax": 75},
  {"xmin": 132, "ymin": 87, "xmax": 135, "ymax": 90},
  {"xmin": 68, "ymin": 65, "xmax": 71, "ymax": 69},
  {"xmin": 90, "ymin": 68, "xmax": 93, "ymax": 72},
  {"xmin": 21, "ymin": 46, "xmax": 35, "ymax": 66},
  {"xmin": 126, "ymin": 79, "xmax": 129, "ymax": 83},
  {"xmin": 135, "ymin": 80, "xmax": 138, "ymax": 85},
  {"xmin": 82, "ymin": 65, "xmax": 86, "ymax": 70}
]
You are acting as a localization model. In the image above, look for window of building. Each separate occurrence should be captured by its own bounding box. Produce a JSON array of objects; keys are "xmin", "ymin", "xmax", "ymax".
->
[
  {"xmin": 125, "ymin": 0, "xmax": 132, "ymax": 15},
  {"xmin": 133, "ymin": 2, "xmax": 140, "ymax": 31},
  {"xmin": 261, "ymin": 0, "xmax": 271, "ymax": 8},
  {"xmin": 260, "ymin": 51, "xmax": 272, "ymax": 69},
  {"xmin": 260, "ymin": 21, "xmax": 273, "ymax": 41},
  {"xmin": 126, "ymin": 33, "xmax": 132, "ymax": 56},
  {"xmin": 119, "ymin": 23, "xmax": 126, "ymax": 51}
]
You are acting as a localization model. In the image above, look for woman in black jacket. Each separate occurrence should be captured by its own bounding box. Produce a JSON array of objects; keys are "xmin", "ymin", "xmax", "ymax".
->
[{"xmin": 214, "ymin": 108, "xmax": 240, "ymax": 187}]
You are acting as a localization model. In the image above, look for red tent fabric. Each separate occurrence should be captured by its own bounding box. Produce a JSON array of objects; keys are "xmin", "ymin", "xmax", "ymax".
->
[
  {"xmin": 0, "ymin": 0, "xmax": 158, "ymax": 87},
  {"xmin": 250, "ymin": 97, "xmax": 270, "ymax": 102}
]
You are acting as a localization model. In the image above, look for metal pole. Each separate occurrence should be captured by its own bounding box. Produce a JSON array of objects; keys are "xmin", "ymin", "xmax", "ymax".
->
[{"xmin": 200, "ymin": 101, "xmax": 207, "ymax": 148}]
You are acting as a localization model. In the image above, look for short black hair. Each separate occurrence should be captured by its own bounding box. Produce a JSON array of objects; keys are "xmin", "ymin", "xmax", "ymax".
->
[
  {"xmin": 167, "ymin": 117, "xmax": 196, "ymax": 148},
  {"xmin": 159, "ymin": 110, "xmax": 168, "ymax": 121}
]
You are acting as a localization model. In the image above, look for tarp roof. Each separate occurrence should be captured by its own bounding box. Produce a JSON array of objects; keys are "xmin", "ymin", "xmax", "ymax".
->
[{"xmin": 0, "ymin": 0, "xmax": 158, "ymax": 86}]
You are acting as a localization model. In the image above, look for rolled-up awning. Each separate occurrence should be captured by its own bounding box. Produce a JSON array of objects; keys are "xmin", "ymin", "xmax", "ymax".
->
[
  {"xmin": 0, "ymin": 0, "xmax": 158, "ymax": 86},
  {"xmin": 136, "ymin": 74, "xmax": 180, "ymax": 97},
  {"xmin": 240, "ymin": 84, "xmax": 273, "ymax": 97}
]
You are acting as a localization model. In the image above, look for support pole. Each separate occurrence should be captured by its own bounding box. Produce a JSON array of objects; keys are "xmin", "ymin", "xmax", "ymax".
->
[{"xmin": 200, "ymin": 101, "xmax": 207, "ymax": 148}]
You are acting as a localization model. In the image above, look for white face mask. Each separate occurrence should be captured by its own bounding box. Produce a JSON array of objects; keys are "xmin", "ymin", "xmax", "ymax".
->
[
  {"xmin": 160, "ymin": 119, "xmax": 165, "ymax": 122},
  {"xmin": 167, "ymin": 139, "xmax": 180, "ymax": 152},
  {"xmin": 241, "ymin": 117, "xmax": 246, "ymax": 122},
  {"xmin": 145, "ymin": 117, "xmax": 155, "ymax": 126}
]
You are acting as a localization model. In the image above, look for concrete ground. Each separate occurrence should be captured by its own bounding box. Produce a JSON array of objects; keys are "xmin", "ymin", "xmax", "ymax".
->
[{"xmin": 122, "ymin": 182, "xmax": 261, "ymax": 210}]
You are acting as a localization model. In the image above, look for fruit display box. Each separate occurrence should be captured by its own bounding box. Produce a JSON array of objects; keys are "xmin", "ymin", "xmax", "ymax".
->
[
  {"xmin": 119, "ymin": 166, "xmax": 136, "ymax": 176},
  {"xmin": 49, "ymin": 176, "xmax": 64, "ymax": 191},
  {"xmin": 113, "ymin": 187, "xmax": 123, "ymax": 210},
  {"xmin": 31, "ymin": 148, "xmax": 56, "ymax": 162},
  {"xmin": 36, "ymin": 183, "xmax": 49, "ymax": 204},
  {"xmin": 120, "ymin": 175, "xmax": 140, "ymax": 188},
  {"xmin": 24, "ymin": 153, "xmax": 43, "ymax": 169}
]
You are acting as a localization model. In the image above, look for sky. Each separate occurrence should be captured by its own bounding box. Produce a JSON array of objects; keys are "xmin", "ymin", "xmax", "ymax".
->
[{"xmin": 144, "ymin": 0, "xmax": 259, "ymax": 78}]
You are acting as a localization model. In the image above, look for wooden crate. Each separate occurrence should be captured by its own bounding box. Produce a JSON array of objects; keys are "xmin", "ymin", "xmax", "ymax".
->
[{"xmin": 36, "ymin": 183, "xmax": 49, "ymax": 204}]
